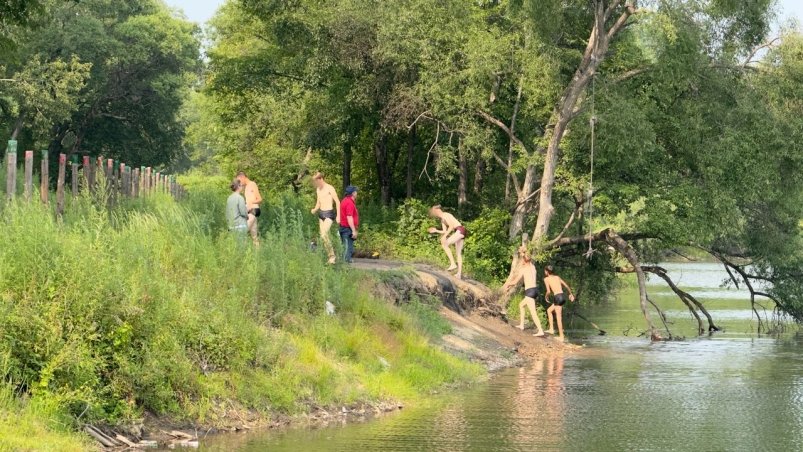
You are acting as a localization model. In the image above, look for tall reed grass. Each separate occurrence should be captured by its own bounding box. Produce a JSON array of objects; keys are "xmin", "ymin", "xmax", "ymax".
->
[{"xmin": 0, "ymin": 183, "xmax": 481, "ymax": 442}]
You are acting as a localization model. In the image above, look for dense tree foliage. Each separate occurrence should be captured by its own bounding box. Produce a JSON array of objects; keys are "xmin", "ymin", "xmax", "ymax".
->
[
  {"xmin": 0, "ymin": 0, "xmax": 201, "ymax": 167},
  {"xmin": 198, "ymin": 0, "xmax": 803, "ymax": 333}
]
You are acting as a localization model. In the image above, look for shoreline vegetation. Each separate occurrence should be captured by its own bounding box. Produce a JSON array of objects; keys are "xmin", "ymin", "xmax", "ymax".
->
[{"xmin": 0, "ymin": 186, "xmax": 568, "ymax": 449}]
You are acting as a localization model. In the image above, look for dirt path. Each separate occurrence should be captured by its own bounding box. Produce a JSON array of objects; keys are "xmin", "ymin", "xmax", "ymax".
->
[{"xmin": 352, "ymin": 259, "xmax": 578, "ymax": 369}]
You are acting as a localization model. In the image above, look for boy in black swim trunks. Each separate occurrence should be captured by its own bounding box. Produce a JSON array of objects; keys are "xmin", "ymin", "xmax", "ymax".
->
[
  {"xmin": 310, "ymin": 172, "xmax": 341, "ymax": 264},
  {"xmin": 501, "ymin": 246, "xmax": 546, "ymax": 337},
  {"xmin": 543, "ymin": 265, "xmax": 575, "ymax": 342}
]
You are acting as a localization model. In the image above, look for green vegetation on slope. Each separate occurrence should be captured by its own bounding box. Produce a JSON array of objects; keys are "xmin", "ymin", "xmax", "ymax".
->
[{"xmin": 0, "ymin": 188, "xmax": 482, "ymax": 445}]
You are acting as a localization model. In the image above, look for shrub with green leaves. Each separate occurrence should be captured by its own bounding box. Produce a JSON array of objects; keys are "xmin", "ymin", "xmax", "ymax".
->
[{"xmin": 0, "ymin": 189, "xmax": 481, "ymax": 433}]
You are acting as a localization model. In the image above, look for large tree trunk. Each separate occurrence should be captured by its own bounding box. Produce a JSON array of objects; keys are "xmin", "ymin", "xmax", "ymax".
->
[
  {"xmin": 458, "ymin": 139, "xmax": 468, "ymax": 210},
  {"xmin": 406, "ymin": 123, "xmax": 416, "ymax": 199},
  {"xmin": 532, "ymin": 1, "xmax": 635, "ymax": 243},
  {"xmin": 508, "ymin": 165, "xmax": 538, "ymax": 239},
  {"xmin": 505, "ymin": 76, "xmax": 524, "ymax": 203},
  {"xmin": 473, "ymin": 159, "xmax": 485, "ymax": 195},
  {"xmin": 343, "ymin": 141, "xmax": 352, "ymax": 192},
  {"xmin": 374, "ymin": 133, "xmax": 391, "ymax": 205}
]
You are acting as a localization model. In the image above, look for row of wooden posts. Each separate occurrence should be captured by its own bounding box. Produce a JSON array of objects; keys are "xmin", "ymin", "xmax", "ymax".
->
[{"xmin": 4, "ymin": 139, "xmax": 184, "ymax": 214}]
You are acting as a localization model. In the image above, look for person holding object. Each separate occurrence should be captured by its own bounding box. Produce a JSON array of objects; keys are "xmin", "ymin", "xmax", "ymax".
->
[
  {"xmin": 501, "ymin": 245, "xmax": 546, "ymax": 337},
  {"xmin": 310, "ymin": 172, "xmax": 340, "ymax": 264},
  {"xmin": 428, "ymin": 205, "xmax": 466, "ymax": 279},
  {"xmin": 237, "ymin": 171, "xmax": 263, "ymax": 245},
  {"xmin": 339, "ymin": 186, "xmax": 359, "ymax": 263},
  {"xmin": 226, "ymin": 179, "xmax": 248, "ymax": 240},
  {"xmin": 543, "ymin": 265, "xmax": 576, "ymax": 342}
]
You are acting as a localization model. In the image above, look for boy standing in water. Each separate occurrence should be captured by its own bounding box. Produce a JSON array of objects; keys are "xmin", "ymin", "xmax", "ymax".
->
[
  {"xmin": 502, "ymin": 246, "xmax": 546, "ymax": 337},
  {"xmin": 427, "ymin": 205, "xmax": 466, "ymax": 279},
  {"xmin": 310, "ymin": 172, "xmax": 340, "ymax": 264},
  {"xmin": 543, "ymin": 265, "xmax": 576, "ymax": 342}
]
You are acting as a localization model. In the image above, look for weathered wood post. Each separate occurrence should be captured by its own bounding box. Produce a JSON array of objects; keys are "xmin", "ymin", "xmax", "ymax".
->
[
  {"xmin": 24, "ymin": 150, "xmax": 33, "ymax": 202},
  {"xmin": 119, "ymin": 163, "xmax": 126, "ymax": 197},
  {"xmin": 106, "ymin": 159, "xmax": 114, "ymax": 207},
  {"xmin": 145, "ymin": 167, "xmax": 152, "ymax": 195},
  {"xmin": 125, "ymin": 166, "xmax": 132, "ymax": 197},
  {"xmin": 56, "ymin": 154, "xmax": 67, "ymax": 216},
  {"xmin": 40, "ymin": 150, "xmax": 49, "ymax": 204},
  {"xmin": 133, "ymin": 167, "xmax": 140, "ymax": 198},
  {"xmin": 5, "ymin": 140, "xmax": 17, "ymax": 201},
  {"xmin": 83, "ymin": 156, "xmax": 92, "ymax": 192},
  {"xmin": 71, "ymin": 161, "xmax": 79, "ymax": 197}
]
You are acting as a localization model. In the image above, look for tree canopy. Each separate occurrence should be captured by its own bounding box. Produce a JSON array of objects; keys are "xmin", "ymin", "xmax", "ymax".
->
[
  {"xmin": 0, "ymin": 0, "xmax": 201, "ymax": 167},
  {"xmin": 197, "ymin": 0, "xmax": 803, "ymax": 333}
]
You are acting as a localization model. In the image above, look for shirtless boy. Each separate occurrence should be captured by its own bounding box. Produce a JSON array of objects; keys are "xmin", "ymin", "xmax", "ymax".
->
[
  {"xmin": 427, "ymin": 205, "xmax": 467, "ymax": 279},
  {"xmin": 310, "ymin": 172, "xmax": 340, "ymax": 264},
  {"xmin": 237, "ymin": 171, "xmax": 263, "ymax": 244},
  {"xmin": 501, "ymin": 246, "xmax": 546, "ymax": 337},
  {"xmin": 543, "ymin": 265, "xmax": 576, "ymax": 342}
]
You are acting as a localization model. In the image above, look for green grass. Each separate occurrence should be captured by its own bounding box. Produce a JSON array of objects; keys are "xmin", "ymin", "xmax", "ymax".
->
[
  {"xmin": 0, "ymin": 184, "xmax": 483, "ymax": 446},
  {"xmin": 0, "ymin": 382, "xmax": 90, "ymax": 451}
]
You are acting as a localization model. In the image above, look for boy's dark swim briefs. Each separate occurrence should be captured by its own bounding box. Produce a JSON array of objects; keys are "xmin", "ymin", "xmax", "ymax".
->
[
  {"xmin": 318, "ymin": 209, "xmax": 337, "ymax": 221},
  {"xmin": 251, "ymin": 207, "xmax": 261, "ymax": 218},
  {"xmin": 524, "ymin": 287, "xmax": 539, "ymax": 300},
  {"xmin": 552, "ymin": 293, "xmax": 567, "ymax": 306}
]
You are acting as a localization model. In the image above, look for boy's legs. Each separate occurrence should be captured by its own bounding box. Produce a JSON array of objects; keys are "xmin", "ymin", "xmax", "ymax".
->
[
  {"xmin": 247, "ymin": 213, "xmax": 259, "ymax": 244},
  {"xmin": 518, "ymin": 298, "xmax": 527, "ymax": 329},
  {"xmin": 445, "ymin": 232, "xmax": 465, "ymax": 276},
  {"xmin": 555, "ymin": 305, "xmax": 565, "ymax": 341},
  {"xmin": 440, "ymin": 236, "xmax": 457, "ymax": 270},
  {"xmin": 320, "ymin": 218, "xmax": 335, "ymax": 263},
  {"xmin": 524, "ymin": 297, "xmax": 545, "ymax": 335},
  {"xmin": 546, "ymin": 304, "xmax": 555, "ymax": 334}
]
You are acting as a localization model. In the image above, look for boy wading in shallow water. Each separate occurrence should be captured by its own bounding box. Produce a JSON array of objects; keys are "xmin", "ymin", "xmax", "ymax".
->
[
  {"xmin": 310, "ymin": 172, "xmax": 340, "ymax": 264},
  {"xmin": 502, "ymin": 246, "xmax": 546, "ymax": 337},
  {"xmin": 543, "ymin": 265, "xmax": 575, "ymax": 342},
  {"xmin": 427, "ymin": 205, "xmax": 467, "ymax": 279}
]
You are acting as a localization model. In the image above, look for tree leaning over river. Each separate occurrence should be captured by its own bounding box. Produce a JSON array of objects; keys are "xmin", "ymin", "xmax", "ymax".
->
[{"xmin": 197, "ymin": 0, "xmax": 803, "ymax": 335}]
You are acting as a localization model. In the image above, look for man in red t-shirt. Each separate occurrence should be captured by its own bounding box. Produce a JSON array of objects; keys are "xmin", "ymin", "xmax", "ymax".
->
[{"xmin": 339, "ymin": 186, "xmax": 359, "ymax": 263}]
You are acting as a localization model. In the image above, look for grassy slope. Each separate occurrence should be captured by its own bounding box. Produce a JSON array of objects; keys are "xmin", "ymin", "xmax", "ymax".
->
[{"xmin": 0, "ymin": 188, "xmax": 482, "ymax": 447}]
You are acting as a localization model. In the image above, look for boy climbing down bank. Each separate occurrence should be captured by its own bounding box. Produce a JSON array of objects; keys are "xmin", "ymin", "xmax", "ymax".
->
[
  {"xmin": 501, "ymin": 246, "xmax": 546, "ymax": 337},
  {"xmin": 428, "ymin": 205, "xmax": 467, "ymax": 280},
  {"xmin": 543, "ymin": 265, "xmax": 575, "ymax": 342}
]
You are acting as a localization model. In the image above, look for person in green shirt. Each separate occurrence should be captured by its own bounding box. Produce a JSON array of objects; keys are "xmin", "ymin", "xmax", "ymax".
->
[{"xmin": 226, "ymin": 179, "xmax": 248, "ymax": 238}]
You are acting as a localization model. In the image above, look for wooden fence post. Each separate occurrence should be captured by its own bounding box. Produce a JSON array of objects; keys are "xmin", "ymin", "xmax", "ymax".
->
[
  {"xmin": 117, "ymin": 163, "xmax": 126, "ymax": 197},
  {"xmin": 133, "ymin": 167, "xmax": 140, "ymax": 198},
  {"xmin": 71, "ymin": 162, "xmax": 79, "ymax": 197},
  {"xmin": 5, "ymin": 140, "xmax": 17, "ymax": 201},
  {"xmin": 125, "ymin": 166, "xmax": 132, "ymax": 197},
  {"xmin": 106, "ymin": 159, "xmax": 114, "ymax": 207},
  {"xmin": 83, "ymin": 156, "xmax": 92, "ymax": 193},
  {"xmin": 40, "ymin": 150, "xmax": 49, "ymax": 204},
  {"xmin": 56, "ymin": 154, "xmax": 66, "ymax": 216},
  {"xmin": 24, "ymin": 150, "xmax": 33, "ymax": 202},
  {"xmin": 145, "ymin": 167, "xmax": 151, "ymax": 195}
]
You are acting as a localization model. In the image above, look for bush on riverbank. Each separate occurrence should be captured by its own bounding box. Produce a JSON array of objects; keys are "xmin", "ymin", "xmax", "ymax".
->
[{"xmin": 0, "ymin": 189, "xmax": 481, "ymax": 441}]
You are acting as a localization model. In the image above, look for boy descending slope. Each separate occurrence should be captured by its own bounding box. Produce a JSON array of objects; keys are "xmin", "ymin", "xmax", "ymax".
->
[
  {"xmin": 501, "ymin": 246, "xmax": 546, "ymax": 337},
  {"xmin": 543, "ymin": 265, "xmax": 576, "ymax": 342},
  {"xmin": 427, "ymin": 205, "xmax": 467, "ymax": 280}
]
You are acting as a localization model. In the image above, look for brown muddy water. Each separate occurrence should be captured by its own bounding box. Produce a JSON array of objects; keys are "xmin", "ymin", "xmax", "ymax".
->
[{"xmin": 196, "ymin": 263, "xmax": 803, "ymax": 451}]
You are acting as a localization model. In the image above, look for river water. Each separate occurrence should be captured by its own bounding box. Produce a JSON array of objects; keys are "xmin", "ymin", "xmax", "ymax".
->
[{"xmin": 200, "ymin": 263, "xmax": 803, "ymax": 451}]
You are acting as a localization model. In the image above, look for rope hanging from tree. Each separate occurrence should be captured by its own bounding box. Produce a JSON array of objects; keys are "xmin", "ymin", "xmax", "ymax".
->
[{"xmin": 584, "ymin": 70, "xmax": 598, "ymax": 260}]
